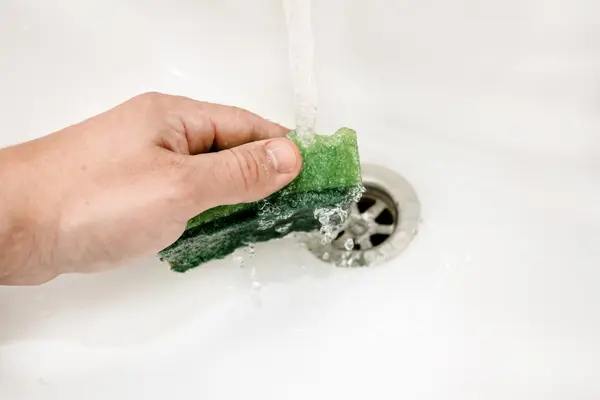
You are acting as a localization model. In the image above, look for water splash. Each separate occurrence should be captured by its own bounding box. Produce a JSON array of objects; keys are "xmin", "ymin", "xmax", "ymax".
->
[
  {"xmin": 232, "ymin": 246, "xmax": 263, "ymax": 307},
  {"xmin": 245, "ymin": 243, "xmax": 256, "ymax": 258},
  {"xmin": 314, "ymin": 207, "xmax": 347, "ymax": 244},
  {"xmin": 275, "ymin": 222, "xmax": 293, "ymax": 234},
  {"xmin": 250, "ymin": 267, "xmax": 261, "ymax": 290},
  {"xmin": 233, "ymin": 253, "xmax": 244, "ymax": 267},
  {"xmin": 343, "ymin": 238, "xmax": 354, "ymax": 251},
  {"xmin": 250, "ymin": 265, "xmax": 262, "ymax": 308},
  {"xmin": 282, "ymin": 0, "xmax": 318, "ymax": 145},
  {"xmin": 257, "ymin": 199, "xmax": 294, "ymax": 230},
  {"xmin": 257, "ymin": 199, "xmax": 276, "ymax": 230}
]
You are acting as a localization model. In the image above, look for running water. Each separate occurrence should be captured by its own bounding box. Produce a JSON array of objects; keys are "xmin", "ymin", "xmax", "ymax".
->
[
  {"xmin": 232, "ymin": 1, "xmax": 358, "ymax": 278},
  {"xmin": 234, "ymin": 244, "xmax": 263, "ymax": 307},
  {"xmin": 283, "ymin": 0, "xmax": 354, "ymax": 245},
  {"xmin": 282, "ymin": 0, "xmax": 318, "ymax": 145}
]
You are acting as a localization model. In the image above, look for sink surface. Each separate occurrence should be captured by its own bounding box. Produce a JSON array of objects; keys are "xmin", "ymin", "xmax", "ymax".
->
[{"xmin": 1, "ymin": 0, "xmax": 599, "ymax": 399}]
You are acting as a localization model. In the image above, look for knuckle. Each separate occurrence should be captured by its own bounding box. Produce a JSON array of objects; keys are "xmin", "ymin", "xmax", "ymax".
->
[
  {"xmin": 141, "ymin": 91, "xmax": 163, "ymax": 102},
  {"xmin": 135, "ymin": 91, "xmax": 161, "ymax": 104},
  {"xmin": 232, "ymin": 106, "xmax": 258, "ymax": 126},
  {"xmin": 227, "ymin": 148, "xmax": 263, "ymax": 191},
  {"xmin": 132, "ymin": 92, "xmax": 170, "ymax": 112}
]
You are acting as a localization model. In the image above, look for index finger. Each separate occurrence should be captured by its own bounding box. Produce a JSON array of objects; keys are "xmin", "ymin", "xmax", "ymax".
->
[{"xmin": 169, "ymin": 95, "xmax": 291, "ymax": 154}]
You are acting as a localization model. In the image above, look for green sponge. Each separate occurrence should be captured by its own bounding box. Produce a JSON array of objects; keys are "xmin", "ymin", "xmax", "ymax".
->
[{"xmin": 159, "ymin": 127, "xmax": 363, "ymax": 272}]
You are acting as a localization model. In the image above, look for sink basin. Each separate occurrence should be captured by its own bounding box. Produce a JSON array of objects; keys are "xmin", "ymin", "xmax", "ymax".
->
[{"xmin": 1, "ymin": 0, "xmax": 599, "ymax": 399}]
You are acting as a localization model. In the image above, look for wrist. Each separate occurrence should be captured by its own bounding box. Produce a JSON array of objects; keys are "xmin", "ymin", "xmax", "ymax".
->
[{"xmin": 0, "ymin": 144, "xmax": 59, "ymax": 285}]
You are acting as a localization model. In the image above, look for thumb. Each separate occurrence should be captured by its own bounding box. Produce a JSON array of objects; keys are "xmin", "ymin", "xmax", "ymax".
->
[{"xmin": 188, "ymin": 137, "xmax": 302, "ymax": 209}]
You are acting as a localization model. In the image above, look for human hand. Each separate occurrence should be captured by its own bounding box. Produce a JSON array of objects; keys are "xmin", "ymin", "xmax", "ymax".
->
[{"xmin": 0, "ymin": 92, "xmax": 302, "ymax": 285}]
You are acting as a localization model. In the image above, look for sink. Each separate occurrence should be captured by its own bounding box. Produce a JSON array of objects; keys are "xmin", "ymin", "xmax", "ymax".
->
[{"xmin": 1, "ymin": 0, "xmax": 599, "ymax": 399}]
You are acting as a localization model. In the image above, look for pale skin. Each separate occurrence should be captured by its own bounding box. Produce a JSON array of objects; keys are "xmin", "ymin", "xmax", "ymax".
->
[{"xmin": 0, "ymin": 92, "xmax": 302, "ymax": 285}]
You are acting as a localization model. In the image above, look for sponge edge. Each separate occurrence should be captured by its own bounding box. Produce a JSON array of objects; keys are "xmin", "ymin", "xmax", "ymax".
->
[{"xmin": 159, "ymin": 127, "xmax": 363, "ymax": 272}]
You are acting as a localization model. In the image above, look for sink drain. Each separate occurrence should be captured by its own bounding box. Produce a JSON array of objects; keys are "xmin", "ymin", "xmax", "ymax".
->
[{"xmin": 305, "ymin": 164, "xmax": 421, "ymax": 267}]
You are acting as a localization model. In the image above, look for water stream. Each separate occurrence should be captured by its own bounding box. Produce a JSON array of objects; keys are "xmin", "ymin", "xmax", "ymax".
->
[
  {"xmin": 237, "ymin": 0, "xmax": 349, "ymax": 293},
  {"xmin": 282, "ymin": 0, "xmax": 318, "ymax": 144}
]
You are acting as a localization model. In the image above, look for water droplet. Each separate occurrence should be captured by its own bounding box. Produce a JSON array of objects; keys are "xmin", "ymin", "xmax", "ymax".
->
[
  {"xmin": 344, "ymin": 238, "xmax": 354, "ymax": 251},
  {"xmin": 233, "ymin": 254, "xmax": 244, "ymax": 267},
  {"xmin": 250, "ymin": 267, "xmax": 261, "ymax": 291},
  {"xmin": 250, "ymin": 267, "xmax": 263, "ymax": 308},
  {"xmin": 246, "ymin": 244, "xmax": 256, "ymax": 258},
  {"xmin": 275, "ymin": 222, "xmax": 293, "ymax": 234},
  {"xmin": 314, "ymin": 207, "xmax": 348, "ymax": 244}
]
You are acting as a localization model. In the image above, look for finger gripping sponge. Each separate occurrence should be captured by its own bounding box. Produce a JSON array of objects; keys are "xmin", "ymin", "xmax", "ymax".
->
[{"xmin": 158, "ymin": 127, "xmax": 363, "ymax": 272}]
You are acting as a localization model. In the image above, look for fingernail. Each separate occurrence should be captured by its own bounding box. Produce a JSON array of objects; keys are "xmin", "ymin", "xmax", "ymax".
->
[{"xmin": 266, "ymin": 138, "xmax": 297, "ymax": 173}]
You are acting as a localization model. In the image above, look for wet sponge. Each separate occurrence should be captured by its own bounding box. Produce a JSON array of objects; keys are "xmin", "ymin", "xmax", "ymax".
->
[{"xmin": 158, "ymin": 127, "xmax": 362, "ymax": 272}]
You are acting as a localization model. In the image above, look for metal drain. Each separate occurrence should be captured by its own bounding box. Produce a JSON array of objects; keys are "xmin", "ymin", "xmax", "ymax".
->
[{"xmin": 306, "ymin": 164, "xmax": 421, "ymax": 267}]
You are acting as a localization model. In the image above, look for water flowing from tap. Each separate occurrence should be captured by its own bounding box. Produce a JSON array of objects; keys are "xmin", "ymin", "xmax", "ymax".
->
[{"xmin": 282, "ymin": 0, "xmax": 318, "ymax": 145}]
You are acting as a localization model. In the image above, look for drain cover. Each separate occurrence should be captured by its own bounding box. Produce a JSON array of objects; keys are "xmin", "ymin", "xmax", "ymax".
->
[{"xmin": 305, "ymin": 164, "xmax": 421, "ymax": 267}]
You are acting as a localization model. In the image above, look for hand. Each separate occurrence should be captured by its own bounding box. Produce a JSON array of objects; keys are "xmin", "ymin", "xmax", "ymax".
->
[{"xmin": 0, "ymin": 92, "xmax": 302, "ymax": 285}]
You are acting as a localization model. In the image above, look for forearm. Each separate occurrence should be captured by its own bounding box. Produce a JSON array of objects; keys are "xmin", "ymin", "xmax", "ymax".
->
[{"xmin": 0, "ymin": 143, "xmax": 58, "ymax": 285}]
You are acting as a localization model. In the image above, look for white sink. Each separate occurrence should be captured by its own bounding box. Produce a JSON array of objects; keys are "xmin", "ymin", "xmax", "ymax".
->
[{"xmin": 1, "ymin": 1, "xmax": 599, "ymax": 399}]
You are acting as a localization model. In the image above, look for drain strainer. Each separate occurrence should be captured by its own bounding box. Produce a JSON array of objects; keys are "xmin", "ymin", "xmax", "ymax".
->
[{"xmin": 306, "ymin": 164, "xmax": 421, "ymax": 267}]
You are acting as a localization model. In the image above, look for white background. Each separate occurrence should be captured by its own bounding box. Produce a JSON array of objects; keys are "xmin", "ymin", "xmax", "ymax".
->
[{"xmin": 1, "ymin": 0, "xmax": 599, "ymax": 399}]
